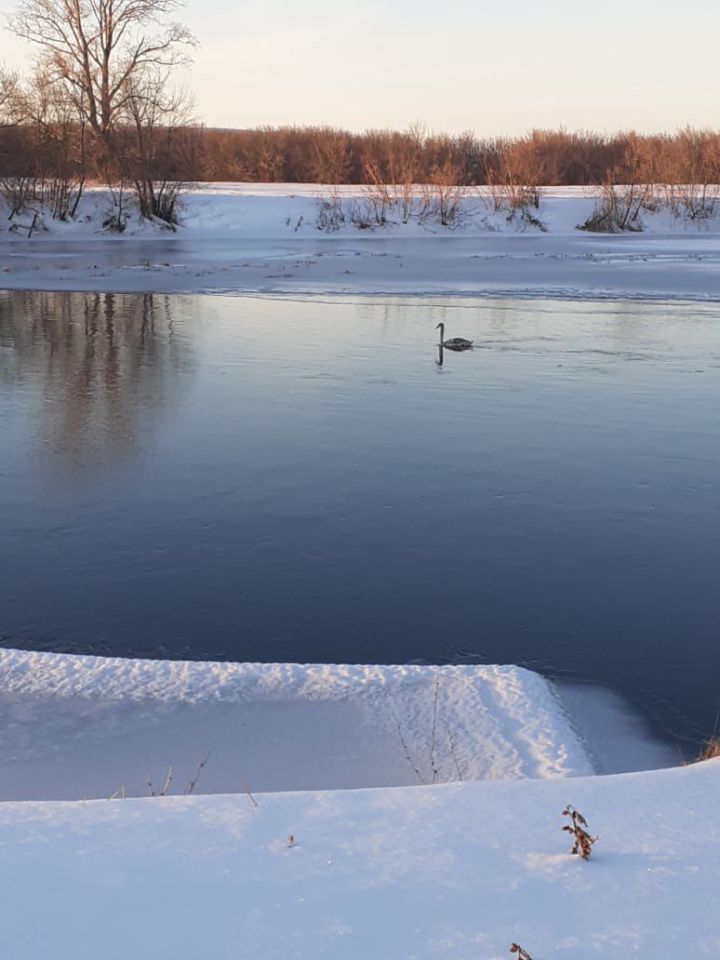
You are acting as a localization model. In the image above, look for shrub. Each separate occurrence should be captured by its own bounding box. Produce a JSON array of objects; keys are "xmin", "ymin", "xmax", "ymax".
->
[
  {"xmin": 315, "ymin": 194, "xmax": 345, "ymax": 232},
  {"xmin": 419, "ymin": 160, "xmax": 468, "ymax": 227},
  {"xmin": 579, "ymin": 180, "xmax": 655, "ymax": 232},
  {"xmin": 483, "ymin": 180, "xmax": 546, "ymax": 231},
  {"xmin": 665, "ymin": 182, "xmax": 719, "ymax": 221}
]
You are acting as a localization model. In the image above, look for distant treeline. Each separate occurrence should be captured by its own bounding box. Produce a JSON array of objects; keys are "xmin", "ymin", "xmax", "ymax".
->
[
  {"xmin": 2, "ymin": 123, "xmax": 720, "ymax": 186},
  {"xmin": 198, "ymin": 126, "xmax": 720, "ymax": 186}
]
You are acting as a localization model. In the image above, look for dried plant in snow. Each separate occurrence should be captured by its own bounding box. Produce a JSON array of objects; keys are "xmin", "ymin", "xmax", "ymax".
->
[
  {"xmin": 482, "ymin": 179, "xmax": 546, "ymax": 230},
  {"xmin": 144, "ymin": 756, "xmax": 210, "ymax": 797},
  {"xmin": 579, "ymin": 178, "xmax": 653, "ymax": 232},
  {"xmin": 242, "ymin": 780, "xmax": 259, "ymax": 812},
  {"xmin": 447, "ymin": 726, "xmax": 464, "ymax": 781},
  {"xmin": 692, "ymin": 707, "xmax": 720, "ymax": 764},
  {"xmin": 665, "ymin": 182, "xmax": 719, "ymax": 221},
  {"xmin": 184, "ymin": 754, "xmax": 210, "ymax": 795},
  {"xmin": 483, "ymin": 142, "xmax": 547, "ymax": 231},
  {"xmin": 562, "ymin": 805, "xmax": 597, "ymax": 860},
  {"xmin": 361, "ymin": 158, "xmax": 394, "ymax": 225},
  {"xmin": 510, "ymin": 945, "xmax": 533, "ymax": 960},
  {"xmin": 394, "ymin": 677, "xmax": 465, "ymax": 784},
  {"xmin": 315, "ymin": 193, "xmax": 345, "ymax": 232},
  {"xmin": 695, "ymin": 737, "xmax": 720, "ymax": 761},
  {"xmin": 147, "ymin": 766, "xmax": 173, "ymax": 797},
  {"xmin": 419, "ymin": 160, "xmax": 468, "ymax": 227}
]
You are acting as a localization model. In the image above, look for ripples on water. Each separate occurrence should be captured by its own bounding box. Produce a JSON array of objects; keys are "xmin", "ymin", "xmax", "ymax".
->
[{"xmin": 1, "ymin": 290, "xmax": 719, "ymax": 754}]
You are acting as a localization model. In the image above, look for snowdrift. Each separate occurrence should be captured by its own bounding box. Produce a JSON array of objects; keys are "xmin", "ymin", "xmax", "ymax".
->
[
  {"xmin": 0, "ymin": 648, "xmax": 597, "ymax": 800},
  {"xmin": 1, "ymin": 759, "xmax": 718, "ymax": 959}
]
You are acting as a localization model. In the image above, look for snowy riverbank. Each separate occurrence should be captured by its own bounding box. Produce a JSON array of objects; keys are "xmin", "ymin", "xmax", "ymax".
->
[
  {"xmin": 1, "ymin": 759, "xmax": 718, "ymax": 959},
  {"xmin": 2, "ymin": 184, "xmax": 720, "ymax": 300}
]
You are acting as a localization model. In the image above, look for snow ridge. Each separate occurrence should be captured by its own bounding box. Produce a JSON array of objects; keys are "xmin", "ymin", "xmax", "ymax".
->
[{"xmin": 0, "ymin": 648, "xmax": 594, "ymax": 799}]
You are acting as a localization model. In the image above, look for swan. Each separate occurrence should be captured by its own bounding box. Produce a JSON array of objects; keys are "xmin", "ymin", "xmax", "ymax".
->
[{"xmin": 436, "ymin": 322, "xmax": 473, "ymax": 351}]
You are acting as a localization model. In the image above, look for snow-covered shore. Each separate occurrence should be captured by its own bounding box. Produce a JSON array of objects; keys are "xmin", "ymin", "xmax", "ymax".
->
[
  {"xmin": 2, "ymin": 760, "xmax": 718, "ymax": 959},
  {"xmin": 2, "ymin": 184, "xmax": 720, "ymax": 300}
]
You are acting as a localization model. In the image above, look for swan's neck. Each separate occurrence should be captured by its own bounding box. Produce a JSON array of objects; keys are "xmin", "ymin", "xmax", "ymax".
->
[{"xmin": 438, "ymin": 323, "xmax": 444, "ymax": 343}]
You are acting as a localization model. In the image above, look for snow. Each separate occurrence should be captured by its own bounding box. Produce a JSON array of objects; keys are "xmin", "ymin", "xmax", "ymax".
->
[
  {"xmin": 0, "ymin": 648, "xmax": 600, "ymax": 800},
  {"xmin": 1, "ymin": 759, "xmax": 718, "ymax": 959},
  {"xmin": 2, "ymin": 183, "xmax": 720, "ymax": 300}
]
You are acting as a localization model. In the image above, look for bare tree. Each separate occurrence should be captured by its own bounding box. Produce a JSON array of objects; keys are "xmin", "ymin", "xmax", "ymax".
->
[
  {"xmin": 0, "ymin": 68, "xmax": 20, "ymax": 114},
  {"xmin": 0, "ymin": 66, "xmax": 87, "ymax": 222},
  {"xmin": 124, "ymin": 70, "xmax": 194, "ymax": 225},
  {"xmin": 7, "ymin": 0, "xmax": 196, "ymax": 146},
  {"xmin": 0, "ymin": 69, "xmax": 23, "ymax": 214}
]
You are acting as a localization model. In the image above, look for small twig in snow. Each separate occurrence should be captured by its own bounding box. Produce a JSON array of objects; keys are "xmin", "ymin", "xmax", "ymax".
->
[
  {"xmin": 395, "ymin": 721, "xmax": 425, "ymax": 785},
  {"xmin": 429, "ymin": 676, "xmax": 441, "ymax": 784},
  {"xmin": 147, "ymin": 767, "xmax": 173, "ymax": 797},
  {"xmin": 447, "ymin": 726, "xmax": 463, "ymax": 782},
  {"xmin": 241, "ymin": 779, "xmax": 259, "ymax": 811},
  {"xmin": 510, "ymin": 945, "xmax": 533, "ymax": 960},
  {"xmin": 185, "ymin": 754, "xmax": 210, "ymax": 795}
]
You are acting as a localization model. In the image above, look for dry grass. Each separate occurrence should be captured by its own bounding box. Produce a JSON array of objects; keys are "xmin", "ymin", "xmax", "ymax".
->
[{"xmin": 695, "ymin": 737, "xmax": 720, "ymax": 762}]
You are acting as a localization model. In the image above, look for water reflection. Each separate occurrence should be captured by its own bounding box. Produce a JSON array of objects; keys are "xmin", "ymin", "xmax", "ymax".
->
[{"xmin": 0, "ymin": 291, "xmax": 193, "ymax": 469}]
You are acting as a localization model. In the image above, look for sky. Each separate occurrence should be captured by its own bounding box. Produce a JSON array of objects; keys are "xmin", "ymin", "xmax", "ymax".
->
[{"xmin": 1, "ymin": 0, "xmax": 718, "ymax": 135}]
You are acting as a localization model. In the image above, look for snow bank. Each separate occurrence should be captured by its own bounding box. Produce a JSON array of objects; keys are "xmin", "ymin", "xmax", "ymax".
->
[
  {"xmin": 1, "ymin": 759, "xmax": 717, "ymax": 959},
  {"xmin": 0, "ymin": 648, "xmax": 595, "ymax": 799},
  {"xmin": 3, "ymin": 182, "xmax": 719, "ymax": 241},
  {"xmin": 2, "ymin": 184, "xmax": 720, "ymax": 299}
]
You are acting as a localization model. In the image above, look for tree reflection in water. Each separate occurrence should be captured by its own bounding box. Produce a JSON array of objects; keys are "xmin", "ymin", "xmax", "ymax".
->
[{"xmin": 0, "ymin": 291, "xmax": 193, "ymax": 469}]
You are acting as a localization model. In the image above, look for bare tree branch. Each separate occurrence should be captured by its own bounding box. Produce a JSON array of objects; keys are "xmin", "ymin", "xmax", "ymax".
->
[{"xmin": 7, "ymin": 0, "xmax": 196, "ymax": 142}]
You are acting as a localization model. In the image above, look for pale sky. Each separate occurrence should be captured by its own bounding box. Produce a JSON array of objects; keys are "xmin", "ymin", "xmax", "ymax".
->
[{"xmin": 1, "ymin": 0, "xmax": 718, "ymax": 135}]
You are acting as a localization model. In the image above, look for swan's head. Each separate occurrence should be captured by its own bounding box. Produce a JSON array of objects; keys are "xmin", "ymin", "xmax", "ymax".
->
[{"xmin": 435, "ymin": 322, "xmax": 444, "ymax": 331}]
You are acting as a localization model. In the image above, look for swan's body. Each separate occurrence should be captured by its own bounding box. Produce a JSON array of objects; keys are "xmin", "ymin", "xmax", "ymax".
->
[{"xmin": 436, "ymin": 322, "xmax": 473, "ymax": 351}]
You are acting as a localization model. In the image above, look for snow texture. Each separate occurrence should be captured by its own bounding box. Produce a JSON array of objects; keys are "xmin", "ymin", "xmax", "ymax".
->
[
  {"xmin": 1, "ymin": 759, "xmax": 718, "ymax": 959},
  {"xmin": 0, "ymin": 649, "xmax": 596, "ymax": 800}
]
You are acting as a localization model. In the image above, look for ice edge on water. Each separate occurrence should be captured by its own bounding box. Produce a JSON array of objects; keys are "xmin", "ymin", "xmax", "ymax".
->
[{"xmin": 0, "ymin": 648, "xmax": 675, "ymax": 801}]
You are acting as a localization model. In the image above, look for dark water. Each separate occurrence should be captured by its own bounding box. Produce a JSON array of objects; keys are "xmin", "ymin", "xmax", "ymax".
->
[{"xmin": 1, "ymin": 290, "xmax": 719, "ymax": 752}]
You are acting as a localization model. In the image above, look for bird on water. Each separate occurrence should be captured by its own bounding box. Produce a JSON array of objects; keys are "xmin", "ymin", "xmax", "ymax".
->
[{"xmin": 436, "ymin": 322, "xmax": 473, "ymax": 351}]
